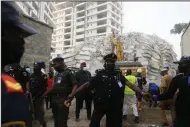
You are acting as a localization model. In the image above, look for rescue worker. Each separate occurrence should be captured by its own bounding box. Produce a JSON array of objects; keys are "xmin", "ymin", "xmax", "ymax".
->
[
  {"xmin": 75, "ymin": 62, "xmax": 92, "ymax": 121},
  {"xmin": 159, "ymin": 68, "xmax": 174, "ymax": 126},
  {"xmin": 136, "ymin": 68, "xmax": 147, "ymax": 111},
  {"xmin": 65, "ymin": 53, "xmax": 146, "ymax": 127},
  {"xmin": 158, "ymin": 56, "xmax": 190, "ymax": 127},
  {"xmin": 29, "ymin": 62, "xmax": 47, "ymax": 127},
  {"xmin": 1, "ymin": 1, "xmax": 38, "ymax": 126},
  {"xmin": 123, "ymin": 69, "xmax": 139, "ymax": 123},
  {"xmin": 42, "ymin": 56, "xmax": 78, "ymax": 127}
]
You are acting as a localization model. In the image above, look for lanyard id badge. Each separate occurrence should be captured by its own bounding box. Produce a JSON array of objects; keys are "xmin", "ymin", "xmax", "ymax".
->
[
  {"xmin": 57, "ymin": 73, "xmax": 62, "ymax": 84},
  {"xmin": 117, "ymin": 81, "xmax": 122, "ymax": 88}
]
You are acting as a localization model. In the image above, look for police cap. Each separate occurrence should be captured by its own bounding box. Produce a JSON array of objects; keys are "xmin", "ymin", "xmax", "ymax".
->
[
  {"xmin": 103, "ymin": 53, "xmax": 117, "ymax": 62},
  {"xmin": 2, "ymin": 1, "xmax": 39, "ymax": 37},
  {"xmin": 52, "ymin": 56, "xmax": 64, "ymax": 63},
  {"xmin": 33, "ymin": 62, "xmax": 41, "ymax": 68},
  {"xmin": 174, "ymin": 56, "xmax": 190, "ymax": 65}
]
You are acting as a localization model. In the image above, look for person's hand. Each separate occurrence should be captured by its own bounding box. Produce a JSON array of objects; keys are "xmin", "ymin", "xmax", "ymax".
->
[
  {"xmin": 25, "ymin": 90, "xmax": 30, "ymax": 97},
  {"xmin": 64, "ymin": 100, "xmax": 71, "ymax": 107},
  {"xmin": 142, "ymin": 92, "xmax": 152, "ymax": 102},
  {"xmin": 68, "ymin": 94, "xmax": 74, "ymax": 101}
]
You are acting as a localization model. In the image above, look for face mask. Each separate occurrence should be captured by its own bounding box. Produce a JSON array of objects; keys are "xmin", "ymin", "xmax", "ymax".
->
[
  {"xmin": 26, "ymin": 68, "xmax": 30, "ymax": 73},
  {"xmin": 83, "ymin": 67, "xmax": 88, "ymax": 71},
  {"xmin": 54, "ymin": 67, "xmax": 62, "ymax": 72},
  {"xmin": 105, "ymin": 63, "xmax": 115, "ymax": 71},
  {"xmin": 41, "ymin": 68, "xmax": 45, "ymax": 74}
]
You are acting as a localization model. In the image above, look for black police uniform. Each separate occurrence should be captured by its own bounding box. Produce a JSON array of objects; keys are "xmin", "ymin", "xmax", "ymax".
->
[
  {"xmin": 158, "ymin": 56, "xmax": 190, "ymax": 127},
  {"xmin": 50, "ymin": 58, "xmax": 77, "ymax": 127},
  {"xmin": 2, "ymin": 74, "xmax": 30, "ymax": 126},
  {"xmin": 10, "ymin": 65, "xmax": 30, "ymax": 92},
  {"xmin": 75, "ymin": 69, "xmax": 92, "ymax": 120},
  {"xmin": 29, "ymin": 68, "xmax": 47, "ymax": 127},
  {"xmin": 89, "ymin": 53, "xmax": 128, "ymax": 127},
  {"xmin": 2, "ymin": 1, "xmax": 38, "ymax": 127}
]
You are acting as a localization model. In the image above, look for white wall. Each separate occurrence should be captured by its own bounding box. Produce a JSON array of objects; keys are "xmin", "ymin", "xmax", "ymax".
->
[{"xmin": 181, "ymin": 24, "xmax": 190, "ymax": 56}]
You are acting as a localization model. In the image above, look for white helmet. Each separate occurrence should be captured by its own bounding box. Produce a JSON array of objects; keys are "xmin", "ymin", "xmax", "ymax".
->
[{"xmin": 137, "ymin": 68, "xmax": 142, "ymax": 73}]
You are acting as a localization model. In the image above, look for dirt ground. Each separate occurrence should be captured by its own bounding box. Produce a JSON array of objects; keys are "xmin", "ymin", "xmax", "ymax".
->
[{"xmin": 44, "ymin": 99, "xmax": 172, "ymax": 127}]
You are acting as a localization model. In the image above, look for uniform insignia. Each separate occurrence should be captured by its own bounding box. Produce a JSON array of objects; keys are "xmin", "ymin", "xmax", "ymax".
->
[{"xmin": 2, "ymin": 74, "xmax": 23, "ymax": 93}]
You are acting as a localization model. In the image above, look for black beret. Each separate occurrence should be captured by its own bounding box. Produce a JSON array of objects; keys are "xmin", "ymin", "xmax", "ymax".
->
[{"xmin": 103, "ymin": 53, "xmax": 117, "ymax": 61}]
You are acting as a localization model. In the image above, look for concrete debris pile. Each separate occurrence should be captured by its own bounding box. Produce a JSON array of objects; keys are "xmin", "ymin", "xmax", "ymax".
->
[{"xmin": 63, "ymin": 32, "xmax": 177, "ymax": 84}]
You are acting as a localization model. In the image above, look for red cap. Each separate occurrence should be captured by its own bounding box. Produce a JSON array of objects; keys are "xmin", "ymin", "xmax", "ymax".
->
[{"xmin": 81, "ymin": 62, "xmax": 86, "ymax": 66}]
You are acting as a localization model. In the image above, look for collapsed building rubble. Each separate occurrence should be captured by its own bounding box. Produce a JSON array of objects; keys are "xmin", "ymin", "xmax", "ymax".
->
[{"xmin": 60, "ymin": 32, "xmax": 178, "ymax": 85}]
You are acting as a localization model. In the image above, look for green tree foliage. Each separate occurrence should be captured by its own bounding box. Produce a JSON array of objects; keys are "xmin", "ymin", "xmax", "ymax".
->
[{"xmin": 170, "ymin": 23, "xmax": 189, "ymax": 34}]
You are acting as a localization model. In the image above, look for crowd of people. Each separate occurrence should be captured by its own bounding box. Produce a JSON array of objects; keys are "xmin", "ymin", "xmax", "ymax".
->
[{"xmin": 2, "ymin": 1, "xmax": 190, "ymax": 127}]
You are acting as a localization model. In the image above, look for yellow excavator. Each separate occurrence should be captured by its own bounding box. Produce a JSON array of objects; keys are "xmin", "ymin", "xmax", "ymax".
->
[{"xmin": 110, "ymin": 30, "xmax": 146, "ymax": 77}]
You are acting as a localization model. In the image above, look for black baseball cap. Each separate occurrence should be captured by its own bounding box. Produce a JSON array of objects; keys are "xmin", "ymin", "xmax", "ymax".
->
[
  {"xmin": 2, "ymin": 1, "xmax": 39, "ymax": 37},
  {"xmin": 104, "ymin": 53, "xmax": 117, "ymax": 62},
  {"xmin": 174, "ymin": 56, "xmax": 190, "ymax": 64}
]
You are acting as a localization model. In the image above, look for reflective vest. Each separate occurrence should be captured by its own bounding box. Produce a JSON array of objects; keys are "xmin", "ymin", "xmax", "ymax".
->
[{"xmin": 124, "ymin": 75, "xmax": 136, "ymax": 95}]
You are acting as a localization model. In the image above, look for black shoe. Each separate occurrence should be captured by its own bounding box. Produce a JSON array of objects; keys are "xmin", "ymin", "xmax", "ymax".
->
[
  {"xmin": 162, "ymin": 123, "xmax": 169, "ymax": 126},
  {"xmin": 122, "ymin": 115, "xmax": 127, "ymax": 120},
  {"xmin": 134, "ymin": 116, "xmax": 139, "ymax": 123},
  {"xmin": 75, "ymin": 118, "xmax": 80, "ymax": 122}
]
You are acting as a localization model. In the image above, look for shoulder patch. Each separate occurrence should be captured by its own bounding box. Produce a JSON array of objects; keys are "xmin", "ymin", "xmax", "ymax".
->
[{"xmin": 2, "ymin": 74, "xmax": 23, "ymax": 93}]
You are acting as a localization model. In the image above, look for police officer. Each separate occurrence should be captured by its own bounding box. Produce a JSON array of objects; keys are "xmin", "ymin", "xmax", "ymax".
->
[
  {"xmin": 1, "ymin": 1, "xmax": 38, "ymax": 127},
  {"xmin": 75, "ymin": 62, "xmax": 92, "ymax": 121},
  {"xmin": 9, "ymin": 63, "xmax": 30, "ymax": 93},
  {"xmin": 29, "ymin": 62, "xmax": 47, "ymax": 127},
  {"xmin": 43, "ymin": 56, "xmax": 77, "ymax": 127},
  {"xmin": 158, "ymin": 56, "xmax": 190, "ymax": 127},
  {"xmin": 65, "ymin": 53, "xmax": 145, "ymax": 127}
]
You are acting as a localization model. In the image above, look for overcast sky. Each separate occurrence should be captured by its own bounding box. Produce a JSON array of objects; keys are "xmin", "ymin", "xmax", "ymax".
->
[{"xmin": 122, "ymin": 2, "xmax": 190, "ymax": 59}]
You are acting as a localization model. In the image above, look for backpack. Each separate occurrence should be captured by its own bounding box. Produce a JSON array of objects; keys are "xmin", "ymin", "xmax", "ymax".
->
[{"xmin": 149, "ymin": 83, "xmax": 159, "ymax": 95}]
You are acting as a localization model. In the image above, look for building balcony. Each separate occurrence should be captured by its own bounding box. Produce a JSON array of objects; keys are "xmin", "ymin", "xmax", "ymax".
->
[
  {"xmin": 44, "ymin": 11, "xmax": 54, "ymax": 25},
  {"xmin": 76, "ymin": 28, "xmax": 85, "ymax": 32},
  {"xmin": 64, "ymin": 38, "xmax": 71, "ymax": 41},
  {"xmin": 65, "ymin": 19, "xmax": 72, "ymax": 23},
  {"xmin": 76, "ymin": 2, "xmax": 85, "ymax": 7},
  {"xmin": 110, "ymin": 2, "xmax": 122, "ymax": 13},
  {"xmin": 86, "ymin": 24, "xmax": 108, "ymax": 31},
  {"xmin": 25, "ymin": 2, "xmax": 34, "ymax": 9},
  {"xmin": 76, "ymin": 34, "xmax": 84, "ymax": 39},
  {"xmin": 53, "ymin": 7, "xmax": 72, "ymax": 14},
  {"xmin": 76, "ymin": 9, "xmax": 85, "ymax": 14},
  {"xmin": 111, "ymin": 17, "xmax": 122, "ymax": 27},
  {"xmin": 87, "ymin": 2, "xmax": 108, "ymax": 10},
  {"xmin": 87, "ymin": 9, "xmax": 108, "ymax": 17},
  {"xmin": 49, "ymin": 2, "xmax": 56, "ymax": 11},
  {"xmin": 76, "ymin": 21, "xmax": 85, "ymax": 26},
  {"xmin": 55, "ymin": 2, "xmax": 65, "ymax": 6},
  {"xmin": 76, "ymin": 16, "xmax": 85, "ymax": 20}
]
